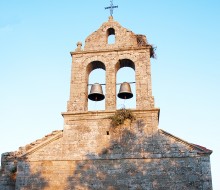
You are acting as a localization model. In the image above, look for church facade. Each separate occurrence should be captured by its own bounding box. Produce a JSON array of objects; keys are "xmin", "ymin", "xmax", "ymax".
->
[{"xmin": 0, "ymin": 16, "xmax": 212, "ymax": 190}]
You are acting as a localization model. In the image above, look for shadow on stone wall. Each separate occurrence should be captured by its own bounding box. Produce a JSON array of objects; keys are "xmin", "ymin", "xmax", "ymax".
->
[
  {"xmin": 1, "ymin": 119, "xmax": 210, "ymax": 189},
  {"xmin": 16, "ymin": 160, "xmax": 49, "ymax": 190},
  {"xmin": 65, "ymin": 119, "xmax": 205, "ymax": 190},
  {"xmin": 0, "ymin": 167, "xmax": 16, "ymax": 190}
]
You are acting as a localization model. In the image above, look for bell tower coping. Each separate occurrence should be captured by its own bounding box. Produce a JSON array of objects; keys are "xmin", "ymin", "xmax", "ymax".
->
[{"xmin": 70, "ymin": 45, "xmax": 152, "ymax": 56}]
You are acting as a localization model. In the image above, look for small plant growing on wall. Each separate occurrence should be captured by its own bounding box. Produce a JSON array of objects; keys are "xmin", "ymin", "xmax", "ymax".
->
[
  {"xmin": 150, "ymin": 45, "xmax": 157, "ymax": 59},
  {"xmin": 109, "ymin": 108, "xmax": 136, "ymax": 127}
]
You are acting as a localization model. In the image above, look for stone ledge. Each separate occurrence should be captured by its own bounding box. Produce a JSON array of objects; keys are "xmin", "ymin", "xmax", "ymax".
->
[
  {"xmin": 62, "ymin": 108, "xmax": 160, "ymax": 118},
  {"xmin": 70, "ymin": 46, "xmax": 151, "ymax": 56}
]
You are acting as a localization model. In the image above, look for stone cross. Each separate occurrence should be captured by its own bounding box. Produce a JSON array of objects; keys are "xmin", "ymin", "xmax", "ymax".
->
[{"xmin": 105, "ymin": 0, "xmax": 118, "ymax": 16}]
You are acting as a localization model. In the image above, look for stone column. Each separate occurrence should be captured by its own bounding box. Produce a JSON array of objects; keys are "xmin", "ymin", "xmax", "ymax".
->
[
  {"xmin": 136, "ymin": 49, "xmax": 154, "ymax": 109},
  {"xmin": 67, "ymin": 56, "xmax": 88, "ymax": 112},
  {"xmin": 105, "ymin": 64, "xmax": 116, "ymax": 110}
]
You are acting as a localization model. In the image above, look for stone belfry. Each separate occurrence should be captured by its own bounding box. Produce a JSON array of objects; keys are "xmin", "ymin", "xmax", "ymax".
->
[
  {"xmin": 67, "ymin": 16, "xmax": 154, "ymax": 112},
  {"xmin": 0, "ymin": 16, "xmax": 213, "ymax": 190}
]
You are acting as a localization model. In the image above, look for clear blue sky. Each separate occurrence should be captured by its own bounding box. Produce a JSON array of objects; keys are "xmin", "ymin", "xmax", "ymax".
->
[{"xmin": 0, "ymin": 1, "xmax": 219, "ymax": 189}]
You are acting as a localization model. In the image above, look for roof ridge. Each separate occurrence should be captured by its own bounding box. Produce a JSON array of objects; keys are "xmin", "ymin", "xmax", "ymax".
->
[
  {"xmin": 160, "ymin": 129, "xmax": 212, "ymax": 155},
  {"xmin": 17, "ymin": 130, "xmax": 63, "ymax": 156}
]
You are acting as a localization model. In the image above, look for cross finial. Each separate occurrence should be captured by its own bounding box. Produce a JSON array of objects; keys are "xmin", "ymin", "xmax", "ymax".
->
[{"xmin": 105, "ymin": 0, "xmax": 118, "ymax": 16}]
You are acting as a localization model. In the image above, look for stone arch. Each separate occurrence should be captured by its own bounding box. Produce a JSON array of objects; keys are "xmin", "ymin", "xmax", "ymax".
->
[
  {"xmin": 115, "ymin": 59, "xmax": 135, "ymax": 72},
  {"xmin": 86, "ymin": 61, "xmax": 106, "ymax": 75},
  {"xmin": 115, "ymin": 59, "xmax": 136, "ymax": 109},
  {"xmin": 86, "ymin": 61, "xmax": 106, "ymax": 111},
  {"xmin": 106, "ymin": 28, "xmax": 115, "ymax": 44}
]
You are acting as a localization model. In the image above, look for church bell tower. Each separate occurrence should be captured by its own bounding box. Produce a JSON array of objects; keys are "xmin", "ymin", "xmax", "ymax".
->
[
  {"xmin": 61, "ymin": 15, "xmax": 160, "ymax": 162},
  {"xmin": 67, "ymin": 16, "xmax": 155, "ymax": 113}
]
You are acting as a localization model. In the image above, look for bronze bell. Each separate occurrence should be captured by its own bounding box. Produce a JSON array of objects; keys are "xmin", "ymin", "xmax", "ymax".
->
[
  {"xmin": 117, "ymin": 82, "xmax": 133, "ymax": 99},
  {"xmin": 88, "ymin": 83, "xmax": 105, "ymax": 101}
]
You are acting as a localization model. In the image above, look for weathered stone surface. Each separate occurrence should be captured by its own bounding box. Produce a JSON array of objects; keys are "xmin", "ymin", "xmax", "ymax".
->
[
  {"xmin": 0, "ymin": 17, "xmax": 213, "ymax": 189},
  {"xmin": 14, "ymin": 157, "xmax": 212, "ymax": 190},
  {"xmin": 1, "ymin": 110, "xmax": 212, "ymax": 189}
]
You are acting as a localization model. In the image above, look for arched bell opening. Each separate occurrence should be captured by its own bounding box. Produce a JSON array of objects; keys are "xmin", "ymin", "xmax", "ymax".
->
[
  {"xmin": 107, "ymin": 28, "xmax": 115, "ymax": 44},
  {"xmin": 115, "ymin": 59, "xmax": 136, "ymax": 109},
  {"xmin": 87, "ymin": 61, "xmax": 106, "ymax": 111}
]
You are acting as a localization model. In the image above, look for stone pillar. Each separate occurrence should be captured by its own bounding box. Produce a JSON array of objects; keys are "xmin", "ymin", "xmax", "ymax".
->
[
  {"xmin": 136, "ymin": 49, "xmax": 154, "ymax": 109},
  {"xmin": 67, "ymin": 57, "xmax": 88, "ymax": 112},
  {"xmin": 105, "ymin": 64, "xmax": 116, "ymax": 110}
]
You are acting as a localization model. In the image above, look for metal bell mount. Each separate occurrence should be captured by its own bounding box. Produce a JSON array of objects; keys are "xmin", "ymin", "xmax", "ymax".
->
[
  {"xmin": 117, "ymin": 82, "xmax": 133, "ymax": 99},
  {"xmin": 88, "ymin": 83, "xmax": 105, "ymax": 101}
]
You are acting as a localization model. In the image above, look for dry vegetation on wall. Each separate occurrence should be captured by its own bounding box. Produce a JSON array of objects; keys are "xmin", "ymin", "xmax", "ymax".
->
[
  {"xmin": 150, "ymin": 45, "xmax": 157, "ymax": 59},
  {"xmin": 109, "ymin": 109, "xmax": 136, "ymax": 127}
]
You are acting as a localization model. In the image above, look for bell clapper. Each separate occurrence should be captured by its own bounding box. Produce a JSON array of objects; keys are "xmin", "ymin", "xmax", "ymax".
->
[
  {"xmin": 124, "ymin": 96, "xmax": 126, "ymax": 108},
  {"xmin": 95, "ymin": 96, "xmax": 97, "ymax": 114}
]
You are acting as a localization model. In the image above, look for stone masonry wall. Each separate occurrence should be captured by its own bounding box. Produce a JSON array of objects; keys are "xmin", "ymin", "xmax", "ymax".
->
[
  {"xmin": 10, "ymin": 110, "xmax": 212, "ymax": 189},
  {"xmin": 62, "ymin": 110, "xmax": 159, "ymax": 161},
  {"xmin": 15, "ymin": 157, "xmax": 212, "ymax": 190},
  {"xmin": 0, "ymin": 110, "xmax": 212, "ymax": 189},
  {"xmin": 0, "ymin": 153, "xmax": 17, "ymax": 190}
]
